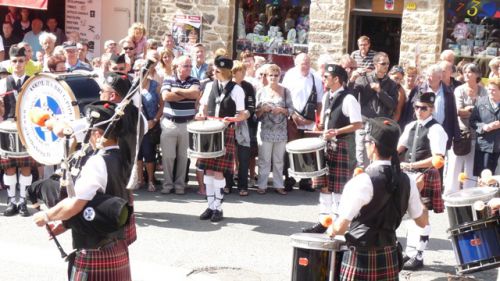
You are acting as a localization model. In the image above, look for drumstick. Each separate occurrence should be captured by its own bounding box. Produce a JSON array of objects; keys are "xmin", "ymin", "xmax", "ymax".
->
[
  {"xmin": 304, "ymin": 131, "xmax": 323, "ymax": 134},
  {"xmin": 207, "ymin": 116, "xmax": 237, "ymax": 122},
  {"xmin": 0, "ymin": 90, "xmax": 16, "ymax": 97}
]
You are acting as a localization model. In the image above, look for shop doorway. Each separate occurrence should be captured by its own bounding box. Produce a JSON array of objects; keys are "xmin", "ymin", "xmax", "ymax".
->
[{"xmin": 349, "ymin": 14, "xmax": 402, "ymax": 66}]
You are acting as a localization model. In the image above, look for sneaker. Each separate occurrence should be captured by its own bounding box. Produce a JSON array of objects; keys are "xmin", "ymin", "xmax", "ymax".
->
[
  {"xmin": 210, "ymin": 210, "xmax": 223, "ymax": 222},
  {"xmin": 302, "ymin": 222, "xmax": 327, "ymax": 233},
  {"xmin": 175, "ymin": 187, "xmax": 185, "ymax": 195},
  {"xmin": 403, "ymin": 256, "xmax": 424, "ymax": 271},
  {"xmin": 199, "ymin": 208, "xmax": 213, "ymax": 220},
  {"xmin": 161, "ymin": 186, "xmax": 173, "ymax": 194},
  {"xmin": 18, "ymin": 202, "xmax": 30, "ymax": 217},
  {"xmin": 3, "ymin": 201, "xmax": 18, "ymax": 216}
]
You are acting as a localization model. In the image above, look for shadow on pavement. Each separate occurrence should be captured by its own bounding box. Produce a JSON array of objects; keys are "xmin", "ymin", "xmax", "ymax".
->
[{"xmin": 134, "ymin": 210, "xmax": 311, "ymax": 236}]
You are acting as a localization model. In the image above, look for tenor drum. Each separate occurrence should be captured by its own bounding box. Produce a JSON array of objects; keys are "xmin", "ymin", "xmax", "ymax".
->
[
  {"xmin": 0, "ymin": 119, "xmax": 28, "ymax": 158},
  {"xmin": 187, "ymin": 120, "xmax": 225, "ymax": 158},
  {"xmin": 16, "ymin": 73, "xmax": 100, "ymax": 165},
  {"xmin": 290, "ymin": 233, "xmax": 346, "ymax": 281},
  {"xmin": 286, "ymin": 138, "xmax": 327, "ymax": 178},
  {"xmin": 449, "ymin": 217, "xmax": 500, "ymax": 274},
  {"xmin": 443, "ymin": 187, "xmax": 499, "ymax": 229}
]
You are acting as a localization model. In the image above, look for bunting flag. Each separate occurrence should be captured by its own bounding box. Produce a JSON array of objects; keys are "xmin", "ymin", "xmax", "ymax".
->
[{"xmin": 0, "ymin": 0, "xmax": 48, "ymax": 10}]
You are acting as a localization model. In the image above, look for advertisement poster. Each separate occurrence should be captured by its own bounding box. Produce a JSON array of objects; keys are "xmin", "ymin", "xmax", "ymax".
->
[
  {"xmin": 65, "ymin": 0, "xmax": 101, "ymax": 57},
  {"xmin": 0, "ymin": 0, "xmax": 47, "ymax": 10},
  {"xmin": 172, "ymin": 15, "xmax": 202, "ymax": 53},
  {"xmin": 385, "ymin": 0, "xmax": 394, "ymax": 11}
]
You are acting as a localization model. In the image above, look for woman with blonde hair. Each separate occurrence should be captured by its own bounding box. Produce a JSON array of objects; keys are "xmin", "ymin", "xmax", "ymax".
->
[
  {"xmin": 127, "ymin": 22, "xmax": 147, "ymax": 59},
  {"xmin": 255, "ymin": 64, "xmax": 294, "ymax": 195},
  {"xmin": 157, "ymin": 48, "xmax": 175, "ymax": 80},
  {"xmin": 488, "ymin": 57, "xmax": 500, "ymax": 79}
]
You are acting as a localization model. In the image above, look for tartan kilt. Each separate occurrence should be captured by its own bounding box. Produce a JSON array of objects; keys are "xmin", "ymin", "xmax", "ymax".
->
[
  {"xmin": 124, "ymin": 214, "xmax": 137, "ymax": 246},
  {"xmin": 0, "ymin": 155, "xmax": 38, "ymax": 169},
  {"xmin": 312, "ymin": 140, "xmax": 351, "ymax": 193},
  {"xmin": 197, "ymin": 127, "xmax": 236, "ymax": 173},
  {"xmin": 420, "ymin": 168, "xmax": 444, "ymax": 213},
  {"xmin": 70, "ymin": 240, "xmax": 131, "ymax": 281},
  {"xmin": 340, "ymin": 246, "xmax": 400, "ymax": 281}
]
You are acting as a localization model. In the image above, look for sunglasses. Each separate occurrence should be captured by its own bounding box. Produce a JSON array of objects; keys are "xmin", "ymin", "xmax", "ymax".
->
[
  {"xmin": 414, "ymin": 105, "xmax": 429, "ymax": 112},
  {"xmin": 11, "ymin": 59, "xmax": 25, "ymax": 64},
  {"xmin": 123, "ymin": 47, "xmax": 135, "ymax": 51}
]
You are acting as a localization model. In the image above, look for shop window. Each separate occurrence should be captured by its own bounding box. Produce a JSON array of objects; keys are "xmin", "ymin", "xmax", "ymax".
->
[
  {"xmin": 236, "ymin": 0, "xmax": 310, "ymax": 56},
  {"xmin": 444, "ymin": 1, "xmax": 499, "ymax": 59},
  {"xmin": 354, "ymin": 0, "xmax": 372, "ymax": 10}
]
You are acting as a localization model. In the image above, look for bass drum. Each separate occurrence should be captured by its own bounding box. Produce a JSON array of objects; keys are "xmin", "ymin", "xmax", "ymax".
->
[{"xmin": 16, "ymin": 73, "xmax": 101, "ymax": 165}]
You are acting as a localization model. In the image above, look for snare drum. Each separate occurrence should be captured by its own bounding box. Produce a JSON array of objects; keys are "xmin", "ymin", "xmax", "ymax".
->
[
  {"xmin": 187, "ymin": 120, "xmax": 225, "ymax": 158},
  {"xmin": 443, "ymin": 187, "xmax": 499, "ymax": 229},
  {"xmin": 449, "ymin": 217, "xmax": 500, "ymax": 274},
  {"xmin": 290, "ymin": 233, "xmax": 346, "ymax": 281},
  {"xmin": 0, "ymin": 120, "xmax": 28, "ymax": 158},
  {"xmin": 286, "ymin": 138, "xmax": 327, "ymax": 178}
]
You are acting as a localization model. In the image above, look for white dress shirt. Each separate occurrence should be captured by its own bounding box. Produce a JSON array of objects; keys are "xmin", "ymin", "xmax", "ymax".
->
[{"xmin": 398, "ymin": 116, "xmax": 448, "ymax": 156}]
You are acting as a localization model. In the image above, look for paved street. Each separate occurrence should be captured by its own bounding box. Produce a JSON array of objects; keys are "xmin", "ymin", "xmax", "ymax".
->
[{"xmin": 0, "ymin": 175, "xmax": 499, "ymax": 281}]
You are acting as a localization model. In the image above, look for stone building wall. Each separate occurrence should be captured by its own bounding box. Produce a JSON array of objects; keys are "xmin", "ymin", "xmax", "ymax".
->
[
  {"xmin": 145, "ymin": 0, "xmax": 236, "ymax": 56},
  {"xmin": 308, "ymin": 0, "xmax": 350, "ymax": 64},
  {"xmin": 399, "ymin": 0, "xmax": 446, "ymax": 68}
]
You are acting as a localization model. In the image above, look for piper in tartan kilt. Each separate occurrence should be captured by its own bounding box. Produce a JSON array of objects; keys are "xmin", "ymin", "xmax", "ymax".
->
[
  {"xmin": 397, "ymin": 92, "xmax": 448, "ymax": 270},
  {"xmin": 1, "ymin": 45, "xmax": 36, "ymax": 217},
  {"xmin": 303, "ymin": 64, "xmax": 363, "ymax": 234},
  {"xmin": 195, "ymin": 56, "xmax": 249, "ymax": 222},
  {"xmin": 34, "ymin": 101, "xmax": 135, "ymax": 281},
  {"xmin": 329, "ymin": 117, "xmax": 428, "ymax": 281}
]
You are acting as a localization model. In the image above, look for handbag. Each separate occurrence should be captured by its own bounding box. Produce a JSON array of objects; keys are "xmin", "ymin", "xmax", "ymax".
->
[
  {"xmin": 453, "ymin": 129, "xmax": 472, "ymax": 156},
  {"xmin": 284, "ymin": 88, "xmax": 300, "ymax": 141},
  {"xmin": 299, "ymin": 74, "xmax": 317, "ymax": 121}
]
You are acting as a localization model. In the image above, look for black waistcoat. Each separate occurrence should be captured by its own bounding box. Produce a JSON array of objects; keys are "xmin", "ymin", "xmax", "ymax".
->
[
  {"xmin": 71, "ymin": 148, "xmax": 129, "ymax": 249},
  {"xmin": 4, "ymin": 75, "xmax": 29, "ymax": 119},
  {"xmin": 405, "ymin": 119, "xmax": 438, "ymax": 162},
  {"xmin": 207, "ymin": 80, "xmax": 237, "ymax": 118},
  {"xmin": 345, "ymin": 165, "xmax": 411, "ymax": 248},
  {"xmin": 324, "ymin": 90, "xmax": 351, "ymax": 139}
]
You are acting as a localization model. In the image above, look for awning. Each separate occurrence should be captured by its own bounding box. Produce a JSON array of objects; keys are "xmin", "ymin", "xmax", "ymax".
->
[{"xmin": 0, "ymin": 0, "xmax": 48, "ymax": 10}]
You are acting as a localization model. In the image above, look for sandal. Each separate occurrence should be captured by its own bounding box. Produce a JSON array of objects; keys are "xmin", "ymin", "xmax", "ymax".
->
[
  {"xmin": 147, "ymin": 182, "xmax": 156, "ymax": 192},
  {"xmin": 239, "ymin": 190, "xmax": 249, "ymax": 196},
  {"xmin": 256, "ymin": 189, "xmax": 266, "ymax": 195},
  {"xmin": 275, "ymin": 188, "xmax": 287, "ymax": 195}
]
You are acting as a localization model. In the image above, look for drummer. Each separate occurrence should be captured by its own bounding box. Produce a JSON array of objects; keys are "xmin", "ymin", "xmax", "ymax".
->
[
  {"xmin": 1, "ymin": 46, "xmax": 37, "ymax": 217},
  {"xmin": 397, "ymin": 91, "xmax": 448, "ymax": 270},
  {"xmin": 195, "ymin": 56, "xmax": 249, "ymax": 222},
  {"xmin": 328, "ymin": 117, "xmax": 428, "ymax": 280},
  {"xmin": 303, "ymin": 64, "xmax": 362, "ymax": 233}
]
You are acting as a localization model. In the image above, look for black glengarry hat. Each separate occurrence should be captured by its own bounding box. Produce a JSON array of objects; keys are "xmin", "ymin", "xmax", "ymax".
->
[
  {"xmin": 214, "ymin": 56, "xmax": 233, "ymax": 70},
  {"xmin": 365, "ymin": 117, "xmax": 401, "ymax": 153},
  {"xmin": 104, "ymin": 72, "xmax": 132, "ymax": 97},
  {"xmin": 9, "ymin": 46, "xmax": 26, "ymax": 58},
  {"xmin": 109, "ymin": 53, "xmax": 126, "ymax": 64},
  {"xmin": 416, "ymin": 91, "xmax": 435, "ymax": 105},
  {"xmin": 325, "ymin": 64, "xmax": 348, "ymax": 84},
  {"xmin": 85, "ymin": 100, "xmax": 117, "ymax": 131}
]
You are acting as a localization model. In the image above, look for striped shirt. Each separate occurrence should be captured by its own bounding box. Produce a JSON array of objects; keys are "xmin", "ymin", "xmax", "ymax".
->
[
  {"xmin": 161, "ymin": 75, "xmax": 200, "ymax": 122},
  {"xmin": 350, "ymin": 49, "xmax": 377, "ymax": 70}
]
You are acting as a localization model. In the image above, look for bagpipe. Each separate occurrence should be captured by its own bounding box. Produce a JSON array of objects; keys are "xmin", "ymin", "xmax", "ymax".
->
[{"xmin": 23, "ymin": 59, "xmax": 157, "ymax": 258}]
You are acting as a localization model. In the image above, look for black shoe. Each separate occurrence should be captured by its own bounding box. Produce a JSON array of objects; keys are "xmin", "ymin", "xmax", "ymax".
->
[
  {"xmin": 403, "ymin": 256, "xmax": 424, "ymax": 271},
  {"xmin": 284, "ymin": 177, "xmax": 296, "ymax": 191},
  {"xmin": 299, "ymin": 179, "xmax": 315, "ymax": 192},
  {"xmin": 18, "ymin": 202, "xmax": 30, "ymax": 217},
  {"xmin": 199, "ymin": 208, "xmax": 213, "ymax": 220},
  {"xmin": 210, "ymin": 210, "xmax": 223, "ymax": 222},
  {"xmin": 402, "ymin": 253, "xmax": 410, "ymax": 264},
  {"xmin": 4, "ymin": 201, "xmax": 18, "ymax": 216},
  {"xmin": 302, "ymin": 222, "xmax": 327, "ymax": 233}
]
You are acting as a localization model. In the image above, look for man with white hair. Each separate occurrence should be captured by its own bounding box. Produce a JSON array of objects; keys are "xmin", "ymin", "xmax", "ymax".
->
[
  {"xmin": 282, "ymin": 53, "xmax": 324, "ymax": 191},
  {"xmin": 400, "ymin": 64, "xmax": 459, "ymax": 150},
  {"xmin": 439, "ymin": 49, "xmax": 455, "ymax": 64},
  {"xmin": 104, "ymin": 40, "xmax": 118, "ymax": 55},
  {"xmin": 438, "ymin": 60, "xmax": 462, "ymax": 93}
]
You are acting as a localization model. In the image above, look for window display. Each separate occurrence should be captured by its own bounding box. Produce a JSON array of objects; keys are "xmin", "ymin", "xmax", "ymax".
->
[
  {"xmin": 236, "ymin": 0, "xmax": 310, "ymax": 55},
  {"xmin": 444, "ymin": 1, "xmax": 499, "ymax": 58}
]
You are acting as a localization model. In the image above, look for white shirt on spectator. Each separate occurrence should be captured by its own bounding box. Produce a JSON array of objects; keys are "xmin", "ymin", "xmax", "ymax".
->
[{"xmin": 282, "ymin": 67, "xmax": 323, "ymax": 130}]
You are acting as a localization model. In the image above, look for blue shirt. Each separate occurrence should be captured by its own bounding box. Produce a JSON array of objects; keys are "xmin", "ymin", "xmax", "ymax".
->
[
  {"xmin": 191, "ymin": 62, "xmax": 208, "ymax": 80},
  {"xmin": 161, "ymin": 75, "xmax": 200, "ymax": 122},
  {"xmin": 66, "ymin": 60, "xmax": 93, "ymax": 72},
  {"xmin": 433, "ymin": 84, "xmax": 445, "ymax": 124},
  {"xmin": 23, "ymin": 31, "xmax": 43, "ymax": 61},
  {"xmin": 142, "ymin": 80, "xmax": 160, "ymax": 120}
]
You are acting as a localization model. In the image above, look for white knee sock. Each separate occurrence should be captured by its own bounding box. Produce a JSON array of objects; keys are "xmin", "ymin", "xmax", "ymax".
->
[
  {"xmin": 318, "ymin": 192, "xmax": 333, "ymax": 222},
  {"xmin": 204, "ymin": 176, "xmax": 215, "ymax": 210},
  {"xmin": 4, "ymin": 174, "xmax": 17, "ymax": 201},
  {"xmin": 331, "ymin": 193, "xmax": 342, "ymax": 217},
  {"xmin": 406, "ymin": 221, "xmax": 431, "ymax": 259},
  {"xmin": 213, "ymin": 178, "xmax": 225, "ymax": 211},
  {"xmin": 19, "ymin": 174, "xmax": 32, "ymax": 203}
]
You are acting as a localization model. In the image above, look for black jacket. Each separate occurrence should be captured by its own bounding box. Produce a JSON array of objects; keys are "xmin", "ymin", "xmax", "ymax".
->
[{"xmin": 353, "ymin": 73, "xmax": 398, "ymax": 119}]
